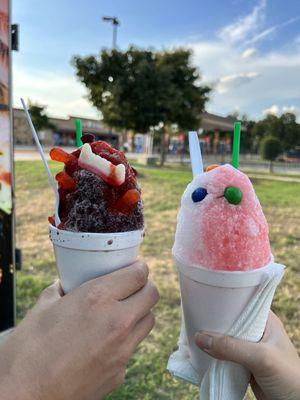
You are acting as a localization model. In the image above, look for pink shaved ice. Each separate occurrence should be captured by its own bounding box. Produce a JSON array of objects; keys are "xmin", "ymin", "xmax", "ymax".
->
[{"xmin": 173, "ymin": 164, "xmax": 271, "ymax": 271}]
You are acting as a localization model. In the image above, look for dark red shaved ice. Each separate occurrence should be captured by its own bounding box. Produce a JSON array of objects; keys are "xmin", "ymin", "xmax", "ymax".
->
[{"xmin": 49, "ymin": 141, "xmax": 143, "ymax": 233}]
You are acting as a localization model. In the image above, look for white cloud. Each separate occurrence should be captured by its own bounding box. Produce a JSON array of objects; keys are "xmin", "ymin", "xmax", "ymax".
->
[
  {"xmin": 194, "ymin": 42, "xmax": 300, "ymax": 119},
  {"xmin": 245, "ymin": 16, "xmax": 300, "ymax": 46},
  {"xmin": 262, "ymin": 105, "xmax": 280, "ymax": 116},
  {"xmin": 218, "ymin": 0, "xmax": 300, "ymax": 51},
  {"xmin": 242, "ymin": 48, "xmax": 257, "ymax": 58},
  {"xmin": 246, "ymin": 26, "xmax": 276, "ymax": 45},
  {"xmin": 186, "ymin": 0, "xmax": 300, "ymax": 120},
  {"xmin": 181, "ymin": 0, "xmax": 298, "ymax": 121},
  {"xmin": 263, "ymin": 105, "xmax": 299, "ymax": 117},
  {"xmin": 219, "ymin": 0, "xmax": 266, "ymax": 43},
  {"xmin": 216, "ymin": 72, "xmax": 259, "ymax": 94},
  {"xmin": 282, "ymin": 105, "xmax": 298, "ymax": 114},
  {"xmin": 13, "ymin": 67, "xmax": 100, "ymax": 120}
]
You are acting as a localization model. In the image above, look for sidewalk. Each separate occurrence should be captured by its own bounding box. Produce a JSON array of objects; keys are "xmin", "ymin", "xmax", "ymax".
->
[{"xmin": 246, "ymin": 173, "xmax": 300, "ymax": 183}]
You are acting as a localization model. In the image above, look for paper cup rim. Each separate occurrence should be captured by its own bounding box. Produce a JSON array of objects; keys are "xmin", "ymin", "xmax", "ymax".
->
[
  {"xmin": 174, "ymin": 254, "xmax": 285, "ymax": 288},
  {"xmin": 49, "ymin": 224, "xmax": 144, "ymax": 251}
]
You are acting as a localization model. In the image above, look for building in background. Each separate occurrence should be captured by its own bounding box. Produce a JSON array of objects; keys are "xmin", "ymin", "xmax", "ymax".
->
[
  {"xmin": 168, "ymin": 112, "xmax": 244, "ymax": 156},
  {"xmin": 199, "ymin": 112, "xmax": 243, "ymax": 155},
  {"xmin": 13, "ymin": 108, "xmax": 243, "ymax": 155},
  {"xmin": 13, "ymin": 108, "xmax": 119, "ymax": 147}
]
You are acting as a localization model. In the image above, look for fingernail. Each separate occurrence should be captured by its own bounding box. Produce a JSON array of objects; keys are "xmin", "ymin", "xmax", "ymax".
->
[{"xmin": 195, "ymin": 332, "xmax": 213, "ymax": 350}]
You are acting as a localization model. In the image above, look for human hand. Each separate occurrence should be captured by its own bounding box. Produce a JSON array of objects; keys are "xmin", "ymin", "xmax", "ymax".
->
[
  {"xmin": 0, "ymin": 261, "xmax": 159, "ymax": 400},
  {"xmin": 195, "ymin": 311, "xmax": 300, "ymax": 400}
]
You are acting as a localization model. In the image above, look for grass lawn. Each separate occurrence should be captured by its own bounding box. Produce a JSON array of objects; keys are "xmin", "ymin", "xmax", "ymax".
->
[{"xmin": 15, "ymin": 161, "xmax": 300, "ymax": 400}]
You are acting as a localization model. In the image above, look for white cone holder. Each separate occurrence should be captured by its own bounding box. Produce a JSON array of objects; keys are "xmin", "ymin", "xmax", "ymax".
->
[
  {"xmin": 168, "ymin": 255, "xmax": 285, "ymax": 400},
  {"xmin": 49, "ymin": 224, "xmax": 144, "ymax": 293}
]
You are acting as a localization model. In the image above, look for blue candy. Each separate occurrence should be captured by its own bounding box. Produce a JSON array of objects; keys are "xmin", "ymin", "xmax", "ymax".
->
[{"xmin": 192, "ymin": 187, "xmax": 208, "ymax": 203}]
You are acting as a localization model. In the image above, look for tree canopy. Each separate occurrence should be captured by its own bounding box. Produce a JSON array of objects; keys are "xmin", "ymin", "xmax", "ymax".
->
[
  {"xmin": 251, "ymin": 113, "xmax": 300, "ymax": 151},
  {"xmin": 73, "ymin": 47, "xmax": 211, "ymax": 134},
  {"xmin": 28, "ymin": 102, "xmax": 55, "ymax": 132},
  {"xmin": 260, "ymin": 136, "xmax": 282, "ymax": 172}
]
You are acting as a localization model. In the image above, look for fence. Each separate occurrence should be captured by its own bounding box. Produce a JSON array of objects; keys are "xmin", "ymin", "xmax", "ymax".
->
[{"xmin": 165, "ymin": 153, "xmax": 300, "ymax": 174}]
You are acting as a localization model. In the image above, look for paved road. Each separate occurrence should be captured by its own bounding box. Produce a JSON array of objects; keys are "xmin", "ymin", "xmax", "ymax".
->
[{"xmin": 15, "ymin": 146, "xmax": 75, "ymax": 161}]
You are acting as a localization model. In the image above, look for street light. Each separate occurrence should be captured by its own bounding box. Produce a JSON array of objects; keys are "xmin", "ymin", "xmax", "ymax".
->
[{"xmin": 102, "ymin": 16, "xmax": 120, "ymax": 49}]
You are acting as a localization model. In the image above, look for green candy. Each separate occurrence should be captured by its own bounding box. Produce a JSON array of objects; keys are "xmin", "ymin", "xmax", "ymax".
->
[{"xmin": 224, "ymin": 186, "xmax": 243, "ymax": 205}]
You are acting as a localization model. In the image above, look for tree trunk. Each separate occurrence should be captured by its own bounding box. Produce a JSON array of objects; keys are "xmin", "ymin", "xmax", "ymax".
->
[
  {"xmin": 269, "ymin": 160, "xmax": 274, "ymax": 173},
  {"xmin": 160, "ymin": 131, "xmax": 166, "ymax": 166}
]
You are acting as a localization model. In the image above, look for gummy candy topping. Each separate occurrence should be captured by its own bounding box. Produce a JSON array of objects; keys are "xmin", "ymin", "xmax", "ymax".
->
[
  {"xmin": 78, "ymin": 143, "xmax": 126, "ymax": 187},
  {"xmin": 173, "ymin": 164, "xmax": 271, "ymax": 271},
  {"xmin": 49, "ymin": 140, "xmax": 143, "ymax": 233}
]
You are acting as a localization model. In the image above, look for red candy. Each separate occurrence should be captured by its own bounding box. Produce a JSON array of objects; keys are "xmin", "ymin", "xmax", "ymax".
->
[
  {"xmin": 50, "ymin": 148, "xmax": 74, "ymax": 163},
  {"xmin": 101, "ymin": 163, "xmax": 123, "ymax": 187},
  {"xmin": 114, "ymin": 189, "xmax": 141, "ymax": 214},
  {"xmin": 48, "ymin": 215, "xmax": 55, "ymax": 226},
  {"xmin": 55, "ymin": 172, "xmax": 76, "ymax": 191},
  {"xmin": 64, "ymin": 158, "xmax": 79, "ymax": 176},
  {"xmin": 89, "ymin": 141, "xmax": 137, "ymax": 190},
  {"xmin": 81, "ymin": 133, "xmax": 95, "ymax": 144}
]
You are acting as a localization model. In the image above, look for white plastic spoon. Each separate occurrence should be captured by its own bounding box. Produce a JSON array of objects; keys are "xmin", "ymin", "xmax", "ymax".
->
[{"xmin": 21, "ymin": 98, "xmax": 61, "ymax": 226}]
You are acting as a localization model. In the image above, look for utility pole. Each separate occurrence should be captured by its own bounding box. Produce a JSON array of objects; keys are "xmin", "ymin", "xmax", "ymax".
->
[{"xmin": 102, "ymin": 16, "xmax": 120, "ymax": 49}]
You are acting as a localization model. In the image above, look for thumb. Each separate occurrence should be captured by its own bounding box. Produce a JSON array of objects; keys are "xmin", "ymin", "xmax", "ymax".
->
[{"xmin": 195, "ymin": 331, "xmax": 263, "ymax": 371}]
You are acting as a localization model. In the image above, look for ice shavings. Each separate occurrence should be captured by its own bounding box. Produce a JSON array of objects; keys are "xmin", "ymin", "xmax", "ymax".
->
[{"xmin": 173, "ymin": 165, "xmax": 271, "ymax": 271}]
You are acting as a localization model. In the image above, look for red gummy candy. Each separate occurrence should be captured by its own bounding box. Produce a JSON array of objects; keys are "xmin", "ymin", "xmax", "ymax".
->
[
  {"xmin": 89, "ymin": 141, "xmax": 137, "ymax": 190},
  {"xmin": 48, "ymin": 215, "xmax": 55, "ymax": 226},
  {"xmin": 81, "ymin": 133, "xmax": 95, "ymax": 144},
  {"xmin": 72, "ymin": 148, "xmax": 81, "ymax": 158},
  {"xmin": 65, "ymin": 157, "xmax": 79, "ymax": 175},
  {"xmin": 115, "ymin": 189, "xmax": 141, "ymax": 214},
  {"xmin": 50, "ymin": 148, "xmax": 73, "ymax": 163},
  {"xmin": 55, "ymin": 172, "xmax": 76, "ymax": 191}
]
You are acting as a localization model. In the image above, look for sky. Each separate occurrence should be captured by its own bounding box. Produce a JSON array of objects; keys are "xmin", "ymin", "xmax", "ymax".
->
[{"xmin": 12, "ymin": 0, "xmax": 300, "ymax": 121}]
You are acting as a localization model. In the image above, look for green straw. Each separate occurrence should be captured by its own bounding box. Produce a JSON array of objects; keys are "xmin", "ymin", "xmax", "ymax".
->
[
  {"xmin": 232, "ymin": 121, "xmax": 241, "ymax": 169},
  {"xmin": 75, "ymin": 119, "xmax": 82, "ymax": 147}
]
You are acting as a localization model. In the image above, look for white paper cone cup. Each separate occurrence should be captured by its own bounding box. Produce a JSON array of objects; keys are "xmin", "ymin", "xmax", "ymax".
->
[
  {"xmin": 49, "ymin": 224, "xmax": 144, "ymax": 293},
  {"xmin": 175, "ymin": 255, "xmax": 284, "ymax": 379}
]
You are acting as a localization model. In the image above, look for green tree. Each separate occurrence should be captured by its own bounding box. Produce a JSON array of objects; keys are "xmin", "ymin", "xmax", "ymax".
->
[
  {"xmin": 279, "ymin": 112, "xmax": 300, "ymax": 150},
  {"xmin": 260, "ymin": 136, "xmax": 282, "ymax": 173},
  {"xmin": 226, "ymin": 112, "xmax": 256, "ymax": 153},
  {"xmin": 73, "ymin": 47, "xmax": 210, "ymax": 165},
  {"xmin": 243, "ymin": 120, "xmax": 256, "ymax": 153},
  {"xmin": 28, "ymin": 102, "xmax": 55, "ymax": 132},
  {"xmin": 239, "ymin": 114, "xmax": 255, "ymax": 153},
  {"xmin": 251, "ymin": 113, "xmax": 300, "ymax": 151}
]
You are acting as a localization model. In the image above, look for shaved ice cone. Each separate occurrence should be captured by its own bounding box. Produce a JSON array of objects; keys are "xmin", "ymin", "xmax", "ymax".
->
[
  {"xmin": 48, "ymin": 137, "xmax": 144, "ymax": 292},
  {"xmin": 169, "ymin": 164, "xmax": 284, "ymax": 399}
]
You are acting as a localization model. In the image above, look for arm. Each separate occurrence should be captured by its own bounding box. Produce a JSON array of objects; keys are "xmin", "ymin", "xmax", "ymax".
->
[{"xmin": 0, "ymin": 261, "xmax": 159, "ymax": 400}]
